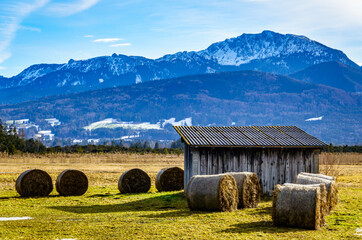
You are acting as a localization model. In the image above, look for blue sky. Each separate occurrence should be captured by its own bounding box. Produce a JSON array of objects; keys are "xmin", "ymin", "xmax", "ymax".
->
[{"xmin": 0, "ymin": 0, "xmax": 362, "ymax": 77}]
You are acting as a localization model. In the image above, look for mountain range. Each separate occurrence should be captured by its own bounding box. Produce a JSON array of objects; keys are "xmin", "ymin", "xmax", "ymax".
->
[
  {"xmin": 0, "ymin": 30, "xmax": 361, "ymax": 145},
  {"xmin": 0, "ymin": 30, "xmax": 360, "ymax": 104},
  {"xmin": 0, "ymin": 70, "xmax": 360, "ymax": 144},
  {"xmin": 290, "ymin": 61, "xmax": 362, "ymax": 92}
]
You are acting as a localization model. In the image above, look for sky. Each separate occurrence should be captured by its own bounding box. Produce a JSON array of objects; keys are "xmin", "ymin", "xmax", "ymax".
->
[{"xmin": 0, "ymin": 0, "xmax": 362, "ymax": 77}]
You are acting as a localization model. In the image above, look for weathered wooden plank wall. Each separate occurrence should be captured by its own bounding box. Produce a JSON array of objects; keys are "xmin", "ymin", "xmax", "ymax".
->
[{"xmin": 185, "ymin": 147, "xmax": 320, "ymax": 193}]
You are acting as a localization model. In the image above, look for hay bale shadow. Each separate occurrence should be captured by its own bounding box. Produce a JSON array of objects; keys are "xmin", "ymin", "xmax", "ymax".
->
[
  {"xmin": 50, "ymin": 192, "xmax": 187, "ymax": 214},
  {"xmin": 220, "ymin": 221, "xmax": 309, "ymax": 234},
  {"xmin": 0, "ymin": 195, "xmax": 59, "ymax": 200},
  {"xmin": 140, "ymin": 210, "xmax": 210, "ymax": 219}
]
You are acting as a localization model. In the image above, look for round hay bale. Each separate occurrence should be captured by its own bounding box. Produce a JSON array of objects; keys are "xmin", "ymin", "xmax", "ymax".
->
[
  {"xmin": 56, "ymin": 169, "xmax": 88, "ymax": 196},
  {"xmin": 272, "ymin": 184, "xmax": 322, "ymax": 230},
  {"xmin": 284, "ymin": 183, "xmax": 328, "ymax": 226},
  {"xmin": 295, "ymin": 174, "xmax": 338, "ymax": 212},
  {"xmin": 224, "ymin": 172, "xmax": 261, "ymax": 209},
  {"xmin": 118, "ymin": 168, "xmax": 151, "ymax": 194},
  {"xmin": 156, "ymin": 167, "xmax": 184, "ymax": 192},
  {"xmin": 185, "ymin": 174, "xmax": 238, "ymax": 212},
  {"xmin": 15, "ymin": 169, "xmax": 53, "ymax": 197},
  {"xmin": 299, "ymin": 172, "xmax": 336, "ymax": 181}
]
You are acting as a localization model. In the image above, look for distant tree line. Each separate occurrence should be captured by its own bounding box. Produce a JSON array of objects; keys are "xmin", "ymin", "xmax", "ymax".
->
[
  {"xmin": 323, "ymin": 143, "xmax": 362, "ymax": 153},
  {"xmin": 46, "ymin": 143, "xmax": 183, "ymax": 155},
  {"xmin": 1, "ymin": 120, "xmax": 360, "ymax": 154}
]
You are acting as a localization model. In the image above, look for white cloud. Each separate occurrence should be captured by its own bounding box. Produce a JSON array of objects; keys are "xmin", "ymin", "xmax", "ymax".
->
[
  {"xmin": 19, "ymin": 25, "xmax": 42, "ymax": 32},
  {"xmin": 93, "ymin": 38, "xmax": 123, "ymax": 43},
  {"xmin": 0, "ymin": 52, "xmax": 12, "ymax": 64},
  {"xmin": 0, "ymin": 66, "xmax": 6, "ymax": 70},
  {"xmin": 47, "ymin": 0, "xmax": 100, "ymax": 16},
  {"xmin": 0, "ymin": 0, "xmax": 49, "ymax": 64},
  {"xmin": 83, "ymin": 35, "xmax": 94, "ymax": 38},
  {"xmin": 110, "ymin": 43, "xmax": 131, "ymax": 47}
]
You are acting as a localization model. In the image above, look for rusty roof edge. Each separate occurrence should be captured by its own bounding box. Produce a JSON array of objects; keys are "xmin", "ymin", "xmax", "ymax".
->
[
  {"xmin": 173, "ymin": 126, "xmax": 327, "ymax": 147},
  {"xmin": 189, "ymin": 145, "xmax": 325, "ymax": 149},
  {"xmin": 173, "ymin": 126, "xmax": 190, "ymax": 145}
]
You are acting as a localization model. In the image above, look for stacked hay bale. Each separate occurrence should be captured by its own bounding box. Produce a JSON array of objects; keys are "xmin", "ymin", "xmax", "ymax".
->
[
  {"xmin": 16, "ymin": 169, "xmax": 53, "ymax": 197},
  {"xmin": 222, "ymin": 172, "xmax": 261, "ymax": 209},
  {"xmin": 118, "ymin": 168, "xmax": 151, "ymax": 193},
  {"xmin": 272, "ymin": 183, "xmax": 326, "ymax": 229},
  {"xmin": 299, "ymin": 172, "xmax": 336, "ymax": 181},
  {"xmin": 156, "ymin": 167, "xmax": 184, "ymax": 192},
  {"xmin": 185, "ymin": 174, "xmax": 238, "ymax": 212},
  {"xmin": 56, "ymin": 169, "xmax": 88, "ymax": 196},
  {"xmin": 295, "ymin": 172, "xmax": 338, "ymax": 212}
]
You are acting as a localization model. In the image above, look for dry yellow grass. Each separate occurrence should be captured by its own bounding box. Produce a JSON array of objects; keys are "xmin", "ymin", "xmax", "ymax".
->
[
  {"xmin": 0, "ymin": 152, "xmax": 360, "ymax": 190},
  {"xmin": 319, "ymin": 152, "xmax": 362, "ymax": 182},
  {"xmin": 0, "ymin": 152, "xmax": 183, "ymax": 189},
  {"xmin": 320, "ymin": 152, "xmax": 362, "ymax": 166},
  {"xmin": 0, "ymin": 152, "xmax": 360, "ymax": 239}
]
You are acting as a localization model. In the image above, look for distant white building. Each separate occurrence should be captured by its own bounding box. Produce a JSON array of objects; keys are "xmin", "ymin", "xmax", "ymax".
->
[
  {"xmin": 35, "ymin": 130, "xmax": 54, "ymax": 141},
  {"xmin": 14, "ymin": 119, "xmax": 30, "ymax": 124},
  {"xmin": 87, "ymin": 139, "xmax": 100, "ymax": 144},
  {"xmin": 45, "ymin": 118, "xmax": 61, "ymax": 127}
]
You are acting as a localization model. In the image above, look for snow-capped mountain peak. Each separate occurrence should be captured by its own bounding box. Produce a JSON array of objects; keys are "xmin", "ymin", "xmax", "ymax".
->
[
  {"xmin": 197, "ymin": 30, "xmax": 355, "ymax": 68},
  {"xmin": 0, "ymin": 30, "xmax": 359, "ymax": 104}
]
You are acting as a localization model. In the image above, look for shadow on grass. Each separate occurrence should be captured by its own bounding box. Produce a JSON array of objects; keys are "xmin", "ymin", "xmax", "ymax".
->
[
  {"xmin": 221, "ymin": 221, "xmax": 309, "ymax": 234},
  {"xmin": 49, "ymin": 192, "xmax": 188, "ymax": 214},
  {"xmin": 260, "ymin": 196, "xmax": 272, "ymax": 203},
  {"xmin": 140, "ymin": 209, "xmax": 210, "ymax": 219},
  {"xmin": 246, "ymin": 206, "xmax": 273, "ymax": 216},
  {"xmin": 0, "ymin": 195, "xmax": 59, "ymax": 200}
]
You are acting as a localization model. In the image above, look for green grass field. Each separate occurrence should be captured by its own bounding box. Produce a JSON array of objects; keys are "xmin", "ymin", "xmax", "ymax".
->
[{"xmin": 0, "ymin": 153, "xmax": 361, "ymax": 239}]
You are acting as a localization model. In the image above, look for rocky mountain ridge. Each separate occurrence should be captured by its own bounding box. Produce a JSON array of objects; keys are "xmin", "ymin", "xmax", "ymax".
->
[{"xmin": 0, "ymin": 30, "xmax": 359, "ymax": 104}]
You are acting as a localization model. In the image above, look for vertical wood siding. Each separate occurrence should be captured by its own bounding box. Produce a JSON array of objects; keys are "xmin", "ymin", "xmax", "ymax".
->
[{"xmin": 186, "ymin": 147, "xmax": 320, "ymax": 193}]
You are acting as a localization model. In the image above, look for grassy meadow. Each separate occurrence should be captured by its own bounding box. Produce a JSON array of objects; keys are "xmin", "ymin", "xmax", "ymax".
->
[{"xmin": 0, "ymin": 152, "xmax": 361, "ymax": 239}]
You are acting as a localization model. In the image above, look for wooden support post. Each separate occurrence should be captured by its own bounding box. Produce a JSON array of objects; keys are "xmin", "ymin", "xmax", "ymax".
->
[{"xmin": 313, "ymin": 149, "xmax": 320, "ymax": 173}]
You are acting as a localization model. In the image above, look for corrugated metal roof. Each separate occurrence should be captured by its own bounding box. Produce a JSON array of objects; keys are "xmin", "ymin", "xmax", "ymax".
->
[{"xmin": 173, "ymin": 126, "xmax": 327, "ymax": 148}]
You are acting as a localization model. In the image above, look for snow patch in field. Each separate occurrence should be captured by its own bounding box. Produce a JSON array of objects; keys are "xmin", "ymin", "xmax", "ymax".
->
[
  {"xmin": 121, "ymin": 132, "xmax": 140, "ymax": 140},
  {"xmin": 83, "ymin": 118, "xmax": 162, "ymax": 131},
  {"xmin": 0, "ymin": 217, "xmax": 33, "ymax": 221},
  {"xmin": 84, "ymin": 117, "xmax": 192, "ymax": 131},
  {"xmin": 305, "ymin": 116, "xmax": 324, "ymax": 121},
  {"xmin": 162, "ymin": 117, "xmax": 192, "ymax": 127}
]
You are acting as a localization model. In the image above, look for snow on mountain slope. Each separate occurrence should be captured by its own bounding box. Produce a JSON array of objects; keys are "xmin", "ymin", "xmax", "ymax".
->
[
  {"xmin": 197, "ymin": 30, "xmax": 358, "ymax": 68},
  {"xmin": 83, "ymin": 117, "xmax": 192, "ymax": 131},
  {"xmin": 0, "ymin": 30, "xmax": 359, "ymax": 103},
  {"xmin": 83, "ymin": 118, "xmax": 162, "ymax": 131}
]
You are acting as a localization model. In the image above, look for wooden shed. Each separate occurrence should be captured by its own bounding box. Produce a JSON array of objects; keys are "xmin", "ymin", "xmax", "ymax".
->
[{"xmin": 173, "ymin": 126, "xmax": 327, "ymax": 193}]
